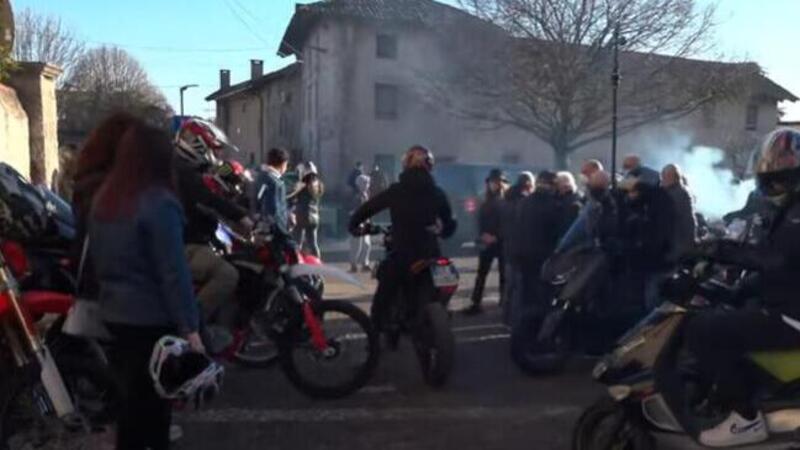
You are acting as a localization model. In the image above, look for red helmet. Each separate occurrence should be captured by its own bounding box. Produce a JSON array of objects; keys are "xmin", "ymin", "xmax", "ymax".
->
[
  {"xmin": 175, "ymin": 118, "xmax": 239, "ymax": 166},
  {"xmin": 402, "ymin": 145, "xmax": 434, "ymax": 172}
]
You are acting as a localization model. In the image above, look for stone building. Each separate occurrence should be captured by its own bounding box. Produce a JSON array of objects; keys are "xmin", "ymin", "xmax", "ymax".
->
[
  {"xmin": 207, "ymin": 0, "xmax": 796, "ymax": 188},
  {"xmin": 0, "ymin": 0, "xmax": 62, "ymax": 184}
]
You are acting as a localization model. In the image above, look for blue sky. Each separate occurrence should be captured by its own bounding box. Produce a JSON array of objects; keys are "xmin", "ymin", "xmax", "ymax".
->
[{"xmin": 11, "ymin": 0, "xmax": 800, "ymax": 120}]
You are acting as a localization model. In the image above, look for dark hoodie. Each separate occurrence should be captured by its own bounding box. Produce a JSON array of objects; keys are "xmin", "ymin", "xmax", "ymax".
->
[{"xmin": 349, "ymin": 168, "xmax": 457, "ymax": 260}]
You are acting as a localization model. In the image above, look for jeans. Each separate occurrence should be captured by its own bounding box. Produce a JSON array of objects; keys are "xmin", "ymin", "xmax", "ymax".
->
[
  {"xmin": 685, "ymin": 309, "xmax": 800, "ymax": 418},
  {"xmin": 350, "ymin": 235, "xmax": 372, "ymax": 268},
  {"xmin": 471, "ymin": 243, "xmax": 504, "ymax": 306},
  {"xmin": 186, "ymin": 244, "xmax": 239, "ymax": 323},
  {"xmin": 294, "ymin": 225, "xmax": 320, "ymax": 258},
  {"xmin": 107, "ymin": 324, "xmax": 173, "ymax": 450}
]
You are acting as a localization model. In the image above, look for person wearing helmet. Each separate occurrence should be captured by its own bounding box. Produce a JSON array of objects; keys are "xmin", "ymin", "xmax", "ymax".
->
[
  {"xmin": 174, "ymin": 118, "xmax": 253, "ymax": 352},
  {"xmin": 289, "ymin": 161, "xmax": 324, "ymax": 257},
  {"xmin": 686, "ymin": 128, "xmax": 800, "ymax": 447},
  {"xmin": 348, "ymin": 145, "xmax": 457, "ymax": 331}
]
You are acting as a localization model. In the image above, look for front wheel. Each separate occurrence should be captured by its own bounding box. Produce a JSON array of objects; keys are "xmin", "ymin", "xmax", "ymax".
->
[
  {"xmin": 413, "ymin": 303, "xmax": 455, "ymax": 388},
  {"xmin": 279, "ymin": 300, "xmax": 379, "ymax": 399},
  {"xmin": 572, "ymin": 398, "xmax": 654, "ymax": 450}
]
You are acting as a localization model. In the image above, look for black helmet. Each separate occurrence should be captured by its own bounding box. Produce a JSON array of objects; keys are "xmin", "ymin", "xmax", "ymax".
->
[{"xmin": 751, "ymin": 128, "xmax": 800, "ymax": 192}]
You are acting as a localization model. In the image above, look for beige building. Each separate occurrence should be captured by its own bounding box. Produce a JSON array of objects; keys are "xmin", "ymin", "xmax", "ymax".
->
[
  {"xmin": 207, "ymin": 0, "xmax": 795, "ymax": 190},
  {"xmin": 0, "ymin": 0, "xmax": 62, "ymax": 184}
]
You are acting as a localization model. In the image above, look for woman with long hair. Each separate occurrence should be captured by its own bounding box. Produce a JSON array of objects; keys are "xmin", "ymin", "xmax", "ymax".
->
[
  {"xmin": 90, "ymin": 124, "xmax": 201, "ymax": 450},
  {"xmin": 290, "ymin": 162, "xmax": 325, "ymax": 257}
]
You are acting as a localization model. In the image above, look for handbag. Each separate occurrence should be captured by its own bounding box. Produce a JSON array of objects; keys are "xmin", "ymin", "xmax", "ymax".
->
[{"xmin": 61, "ymin": 238, "xmax": 112, "ymax": 340}]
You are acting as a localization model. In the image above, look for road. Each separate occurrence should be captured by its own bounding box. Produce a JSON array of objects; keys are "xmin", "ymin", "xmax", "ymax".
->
[{"xmin": 176, "ymin": 257, "xmax": 603, "ymax": 450}]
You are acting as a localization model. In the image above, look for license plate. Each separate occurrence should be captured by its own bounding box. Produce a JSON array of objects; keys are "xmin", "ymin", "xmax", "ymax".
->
[{"xmin": 431, "ymin": 264, "xmax": 459, "ymax": 288}]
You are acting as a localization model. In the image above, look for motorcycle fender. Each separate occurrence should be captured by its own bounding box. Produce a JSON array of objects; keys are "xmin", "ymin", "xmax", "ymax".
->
[{"xmin": 288, "ymin": 263, "xmax": 365, "ymax": 289}]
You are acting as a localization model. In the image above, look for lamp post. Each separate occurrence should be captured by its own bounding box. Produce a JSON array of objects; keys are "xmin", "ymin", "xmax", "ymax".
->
[
  {"xmin": 179, "ymin": 84, "xmax": 198, "ymax": 116},
  {"xmin": 610, "ymin": 24, "xmax": 626, "ymax": 188}
]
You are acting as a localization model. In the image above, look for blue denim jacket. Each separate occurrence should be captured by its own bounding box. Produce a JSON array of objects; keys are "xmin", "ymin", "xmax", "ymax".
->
[
  {"xmin": 89, "ymin": 188, "xmax": 199, "ymax": 334},
  {"xmin": 254, "ymin": 167, "xmax": 289, "ymax": 234}
]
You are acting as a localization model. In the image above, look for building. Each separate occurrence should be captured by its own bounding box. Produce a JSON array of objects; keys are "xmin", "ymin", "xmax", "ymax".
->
[
  {"xmin": 0, "ymin": 0, "xmax": 62, "ymax": 184},
  {"xmin": 206, "ymin": 0, "xmax": 796, "ymax": 190}
]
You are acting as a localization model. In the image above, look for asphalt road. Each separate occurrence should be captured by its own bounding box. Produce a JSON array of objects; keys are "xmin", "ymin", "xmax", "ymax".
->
[{"xmin": 175, "ymin": 257, "xmax": 603, "ymax": 450}]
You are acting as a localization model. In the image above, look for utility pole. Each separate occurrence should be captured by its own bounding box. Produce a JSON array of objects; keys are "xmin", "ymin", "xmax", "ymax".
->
[
  {"xmin": 610, "ymin": 24, "xmax": 626, "ymax": 188},
  {"xmin": 179, "ymin": 84, "xmax": 199, "ymax": 116}
]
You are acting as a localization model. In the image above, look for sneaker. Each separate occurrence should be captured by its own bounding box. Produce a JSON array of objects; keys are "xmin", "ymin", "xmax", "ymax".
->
[
  {"xmin": 698, "ymin": 411, "xmax": 767, "ymax": 447},
  {"xmin": 204, "ymin": 325, "xmax": 234, "ymax": 356},
  {"xmin": 349, "ymin": 265, "xmax": 358, "ymax": 273},
  {"xmin": 170, "ymin": 424, "xmax": 184, "ymax": 443},
  {"xmin": 462, "ymin": 304, "xmax": 483, "ymax": 316}
]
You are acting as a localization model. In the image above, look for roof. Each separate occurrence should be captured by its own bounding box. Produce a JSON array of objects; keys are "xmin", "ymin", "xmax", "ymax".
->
[
  {"xmin": 205, "ymin": 62, "xmax": 300, "ymax": 102},
  {"xmin": 279, "ymin": 0, "xmax": 474, "ymax": 57}
]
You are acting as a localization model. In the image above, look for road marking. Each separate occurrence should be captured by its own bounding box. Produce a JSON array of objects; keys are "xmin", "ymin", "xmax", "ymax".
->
[
  {"xmin": 358, "ymin": 384, "xmax": 397, "ymax": 395},
  {"xmin": 179, "ymin": 405, "xmax": 580, "ymax": 424},
  {"xmin": 452, "ymin": 323, "xmax": 510, "ymax": 333},
  {"xmin": 456, "ymin": 333, "xmax": 510, "ymax": 344}
]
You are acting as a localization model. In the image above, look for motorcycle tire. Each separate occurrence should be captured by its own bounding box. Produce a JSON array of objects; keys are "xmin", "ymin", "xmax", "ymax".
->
[
  {"xmin": 279, "ymin": 300, "xmax": 379, "ymax": 399},
  {"xmin": 572, "ymin": 398, "xmax": 654, "ymax": 450},
  {"xmin": 413, "ymin": 303, "xmax": 455, "ymax": 388}
]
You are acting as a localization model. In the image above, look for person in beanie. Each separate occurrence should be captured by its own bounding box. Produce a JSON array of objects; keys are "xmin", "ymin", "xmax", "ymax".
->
[{"xmin": 464, "ymin": 169, "xmax": 508, "ymax": 315}]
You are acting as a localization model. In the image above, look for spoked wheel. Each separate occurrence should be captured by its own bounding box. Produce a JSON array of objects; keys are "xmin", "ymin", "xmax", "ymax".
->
[
  {"xmin": 573, "ymin": 398, "xmax": 654, "ymax": 450},
  {"xmin": 279, "ymin": 300, "xmax": 379, "ymax": 399},
  {"xmin": 412, "ymin": 303, "xmax": 455, "ymax": 388}
]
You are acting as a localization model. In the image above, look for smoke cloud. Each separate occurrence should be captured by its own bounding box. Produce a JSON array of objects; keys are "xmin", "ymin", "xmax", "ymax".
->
[{"xmin": 639, "ymin": 134, "xmax": 755, "ymax": 219}]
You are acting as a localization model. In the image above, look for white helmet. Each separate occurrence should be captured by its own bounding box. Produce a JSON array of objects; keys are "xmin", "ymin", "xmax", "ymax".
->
[
  {"xmin": 297, "ymin": 161, "xmax": 319, "ymax": 181},
  {"xmin": 149, "ymin": 336, "xmax": 224, "ymax": 408},
  {"xmin": 175, "ymin": 118, "xmax": 239, "ymax": 167}
]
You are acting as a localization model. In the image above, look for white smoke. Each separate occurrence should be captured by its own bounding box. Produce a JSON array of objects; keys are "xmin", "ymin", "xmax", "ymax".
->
[{"xmin": 639, "ymin": 135, "xmax": 755, "ymax": 219}]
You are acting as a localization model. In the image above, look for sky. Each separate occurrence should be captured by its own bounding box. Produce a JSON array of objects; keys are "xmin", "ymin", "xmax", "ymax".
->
[{"xmin": 10, "ymin": 0, "xmax": 800, "ymax": 120}]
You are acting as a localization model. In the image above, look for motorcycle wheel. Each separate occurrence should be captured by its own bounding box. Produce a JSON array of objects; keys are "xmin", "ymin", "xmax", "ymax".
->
[
  {"xmin": 232, "ymin": 326, "xmax": 280, "ymax": 368},
  {"xmin": 413, "ymin": 303, "xmax": 455, "ymax": 388},
  {"xmin": 572, "ymin": 398, "xmax": 654, "ymax": 450},
  {"xmin": 279, "ymin": 300, "xmax": 379, "ymax": 399}
]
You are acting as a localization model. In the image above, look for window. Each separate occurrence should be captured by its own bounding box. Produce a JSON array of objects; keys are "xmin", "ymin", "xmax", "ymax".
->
[
  {"xmin": 502, "ymin": 152, "xmax": 521, "ymax": 164},
  {"xmin": 376, "ymin": 34, "xmax": 398, "ymax": 59},
  {"xmin": 375, "ymin": 83, "xmax": 399, "ymax": 120},
  {"xmin": 746, "ymin": 104, "xmax": 759, "ymax": 131}
]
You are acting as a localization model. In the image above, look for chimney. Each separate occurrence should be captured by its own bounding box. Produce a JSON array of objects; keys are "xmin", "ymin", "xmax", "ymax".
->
[
  {"xmin": 250, "ymin": 60, "xmax": 264, "ymax": 80},
  {"xmin": 220, "ymin": 69, "xmax": 230, "ymax": 89}
]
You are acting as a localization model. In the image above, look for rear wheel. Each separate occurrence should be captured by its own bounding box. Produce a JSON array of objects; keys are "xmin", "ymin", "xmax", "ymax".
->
[
  {"xmin": 279, "ymin": 300, "xmax": 379, "ymax": 399},
  {"xmin": 413, "ymin": 303, "xmax": 455, "ymax": 388},
  {"xmin": 573, "ymin": 398, "xmax": 654, "ymax": 450}
]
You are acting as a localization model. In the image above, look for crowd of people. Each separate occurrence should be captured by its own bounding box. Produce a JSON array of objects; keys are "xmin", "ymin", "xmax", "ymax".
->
[
  {"xmin": 466, "ymin": 155, "xmax": 702, "ymax": 330},
  {"xmin": 50, "ymin": 109, "xmax": 800, "ymax": 449}
]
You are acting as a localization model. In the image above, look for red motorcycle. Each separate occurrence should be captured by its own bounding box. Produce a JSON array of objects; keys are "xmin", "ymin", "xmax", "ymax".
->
[{"xmin": 215, "ymin": 223, "xmax": 380, "ymax": 399}]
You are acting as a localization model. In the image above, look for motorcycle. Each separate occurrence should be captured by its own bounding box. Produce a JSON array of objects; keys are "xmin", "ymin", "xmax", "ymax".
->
[
  {"xmin": 365, "ymin": 224, "xmax": 459, "ymax": 387},
  {"xmin": 217, "ymin": 221, "xmax": 380, "ymax": 399},
  {"xmin": 572, "ymin": 254, "xmax": 800, "ymax": 450}
]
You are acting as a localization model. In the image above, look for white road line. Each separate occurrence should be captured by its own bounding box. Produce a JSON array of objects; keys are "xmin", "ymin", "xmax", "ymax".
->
[
  {"xmin": 180, "ymin": 405, "xmax": 580, "ymax": 424},
  {"xmin": 456, "ymin": 333, "xmax": 510, "ymax": 344},
  {"xmin": 452, "ymin": 323, "xmax": 510, "ymax": 333}
]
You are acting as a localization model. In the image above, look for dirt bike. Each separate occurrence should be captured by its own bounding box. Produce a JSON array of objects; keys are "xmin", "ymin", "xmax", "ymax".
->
[
  {"xmin": 572, "ymin": 256, "xmax": 800, "ymax": 450},
  {"xmin": 216, "ymin": 222, "xmax": 380, "ymax": 399},
  {"xmin": 364, "ymin": 224, "xmax": 459, "ymax": 387}
]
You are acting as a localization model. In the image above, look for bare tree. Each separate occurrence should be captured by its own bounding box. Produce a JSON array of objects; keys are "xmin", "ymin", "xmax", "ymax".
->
[
  {"xmin": 427, "ymin": 0, "xmax": 758, "ymax": 168},
  {"xmin": 59, "ymin": 46, "xmax": 172, "ymax": 138},
  {"xmin": 12, "ymin": 7, "xmax": 84, "ymax": 82}
]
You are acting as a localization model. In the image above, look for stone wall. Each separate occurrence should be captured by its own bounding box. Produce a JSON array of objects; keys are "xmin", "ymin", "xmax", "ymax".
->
[
  {"xmin": 7, "ymin": 62, "xmax": 62, "ymax": 184},
  {"xmin": 0, "ymin": 83, "xmax": 30, "ymax": 177}
]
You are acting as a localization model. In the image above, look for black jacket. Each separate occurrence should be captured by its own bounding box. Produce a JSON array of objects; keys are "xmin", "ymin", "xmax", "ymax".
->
[
  {"xmin": 477, "ymin": 195, "xmax": 504, "ymax": 238},
  {"xmin": 175, "ymin": 159, "xmax": 247, "ymax": 245},
  {"xmin": 557, "ymin": 192, "xmax": 583, "ymax": 237},
  {"xmin": 511, "ymin": 190, "xmax": 562, "ymax": 268},
  {"xmin": 349, "ymin": 168, "xmax": 456, "ymax": 261},
  {"xmin": 712, "ymin": 198, "xmax": 800, "ymax": 317},
  {"xmin": 623, "ymin": 183, "xmax": 675, "ymax": 271}
]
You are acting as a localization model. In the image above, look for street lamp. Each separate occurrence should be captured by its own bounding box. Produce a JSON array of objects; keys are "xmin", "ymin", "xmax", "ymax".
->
[
  {"xmin": 610, "ymin": 23, "xmax": 627, "ymax": 188},
  {"xmin": 179, "ymin": 84, "xmax": 199, "ymax": 116}
]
